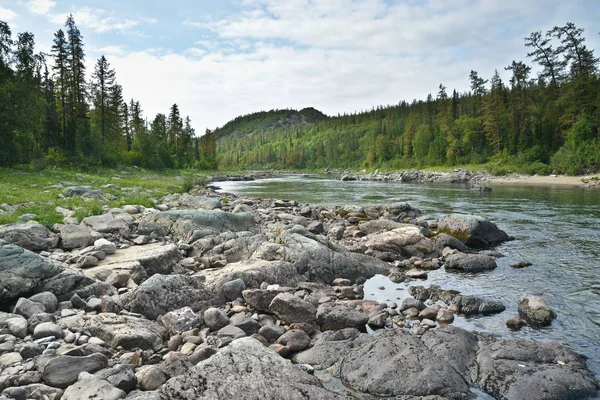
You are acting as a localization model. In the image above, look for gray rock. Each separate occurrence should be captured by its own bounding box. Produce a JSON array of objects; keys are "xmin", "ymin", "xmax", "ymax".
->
[
  {"xmin": 160, "ymin": 337, "xmax": 348, "ymax": 399},
  {"xmin": 338, "ymin": 329, "xmax": 470, "ymax": 397},
  {"xmin": 58, "ymin": 224, "xmax": 95, "ymax": 250},
  {"xmin": 258, "ymin": 324, "xmax": 286, "ymax": 343},
  {"xmin": 42, "ymin": 353, "xmax": 109, "ymax": 388},
  {"xmin": 454, "ymin": 295, "xmax": 506, "ymax": 316},
  {"xmin": 94, "ymin": 242, "xmax": 182, "ymax": 278},
  {"xmin": 35, "ymin": 268, "xmax": 116, "ymax": 302},
  {"xmin": 62, "ymin": 186, "xmax": 106, "ymax": 199},
  {"xmin": 159, "ymin": 307, "xmax": 202, "ymax": 335},
  {"xmin": 230, "ymin": 313, "xmax": 261, "ymax": 335},
  {"xmin": 136, "ymin": 365, "xmax": 168, "ymax": 391},
  {"xmin": 20, "ymin": 342, "xmax": 45, "ymax": 359},
  {"xmin": 315, "ymin": 303, "xmax": 368, "ymax": 331},
  {"xmin": 437, "ymin": 214, "xmax": 512, "ymax": 249},
  {"xmin": 306, "ymin": 220, "xmax": 324, "ymax": 234},
  {"xmin": 94, "ymin": 238, "xmax": 117, "ymax": 254},
  {"xmin": 62, "ymin": 373, "xmax": 125, "ymax": 400},
  {"xmin": 6, "ymin": 317, "xmax": 27, "ymax": 338},
  {"xmin": 363, "ymin": 225, "xmax": 437, "ymax": 259},
  {"xmin": 506, "ymin": 315, "xmax": 526, "ymax": 330},
  {"xmin": 88, "ymin": 313, "xmax": 166, "ymax": 350},
  {"xmin": 276, "ymin": 329, "xmax": 311, "ymax": 352},
  {"xmin": 421, "ymin": 326, "xmax": 479, "ymax": 382},
  {"xmin": 0, "ymin": 240, "xmax": 62, "ymax": 302},
  {"xmin": 82, "ymin": 212, "xmax": 133, "ymax": 233},
  {"xmin": 445, "ymin": 252, "xmax": 497, "ymax": 273},
  {"xmin": 292, "ymin": 328, "xmax": 370, "ymax": 369},
  {"xmin": 221, "ymin": 278, "xmax": 245, "ymax": 301},
  {"xmin": 27, "ymin": 311, "xmax": 54, "ymax": 332},
  {"xmin": 0, "ymin": 351, "xmax": 22, "ymax": 367},
  {"xmin": 216, "ymin": 325, "xmax": 246, "ymax": 340},
  {"xmin": 477, "ymin": 337, "xmax": 598, "ymax": 399},
  {"xmin": 0, "ymin": 222, "xmax": 59, "ymax": 251},
  {"xmin": 432, "ymin": 233, "xmax": 469, "ymax": 251},
  {"xmin": 269, "ymin": 292, "xmax": 316, "ymax": 324},
  {"xmin": 242, "ymin": 287, "xmax": 292, "ymax": 312},
  {"xmin": 33, "ymin": 322, "xmax": 64, "ymax": 339},
  {"xmin": 400, "ymin": 297, "xmax": 426, "ymax": 312},
  {"xmin": 95, "ymin": 364, "xmax": 138, "ymax": 393},
  {"xmin": 29, "ymin": 291, "xmax": 58, "ymax": 313},
  {"xmin": 13, "ymin": 297, "xmax": 45, "ymax": 319},
  {"xmin": 203, "ymin": 308, "xmax": 230, "ymax": 331},
  {"xmin": 124, "ymin": 274, "xmax": 214, "ymax": 320},
  {"xmin": 517, "ymin": 294, "xmax": 557, "ymax": 326}
]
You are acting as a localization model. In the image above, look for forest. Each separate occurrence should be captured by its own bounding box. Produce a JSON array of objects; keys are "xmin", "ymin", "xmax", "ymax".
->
[
  {"xmin": 0, "ymin": 15, "xmax": 217, "ymax": 170},
  {"xmin": 1, "ymin": 18, "xmax": 599, "ymax": 175},
  {"xmin": 215, "ymin": 22, "xmax": 600, "ymax": 175}
]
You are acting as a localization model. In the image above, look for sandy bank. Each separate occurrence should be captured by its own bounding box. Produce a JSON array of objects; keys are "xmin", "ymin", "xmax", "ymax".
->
[{"xmin": 490, "ymin": 174, "xmax": 600, "ymax": 188}]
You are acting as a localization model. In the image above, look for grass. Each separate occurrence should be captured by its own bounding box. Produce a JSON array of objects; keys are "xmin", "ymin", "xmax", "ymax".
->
[{"xmin": 0, "ymin": 166, "xmax": 210, "ymax": 228}]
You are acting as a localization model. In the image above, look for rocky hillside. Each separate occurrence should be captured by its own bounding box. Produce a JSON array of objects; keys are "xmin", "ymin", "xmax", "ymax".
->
[{"xmin": 0, "ymin": 179, "xmax": 597, "ymax": 399}]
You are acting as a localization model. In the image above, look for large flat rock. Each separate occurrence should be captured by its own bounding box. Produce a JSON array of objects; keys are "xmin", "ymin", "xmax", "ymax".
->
[
  {"xmin": 87, "ymin": 313, "xmax": 166, "ymax": 350},
  {"xmin": 91, "ymin": 242, "xmax": 181, "ymax": 278},
  {"xmin": 0, "ymin": 222, "xmax": 59, "ymax": 251}
]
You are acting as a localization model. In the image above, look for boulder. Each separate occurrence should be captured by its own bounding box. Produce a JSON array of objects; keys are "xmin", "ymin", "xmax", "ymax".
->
[
  {"xmin": 12, "ymin": 297, "xmax": 46, "ymax": 319},
  {"xmin": 242, "ymin": 287, "xmax": 293, "ymax": 312},
  {"xmin": 62, "ymin": 373, "xmax": 125, "ymax": 400},
  {"xmin": 160, "ymin": 337, "xmax": 348, "ymax": 399},
  {"xmin": 35, "ymin": 268, "xmax": 116, "ymax": 301},
  {"xmin": 432, "ymin": 233, "xmax": 469, "ymax": 251},
  {"xmin": 292, "ymin": 328, "xmax": 370, "ymax": 369},
  {"xmin": 315, "ymin": 303, "xmax": 368, "ymax": 331},
  {"xmin": 94, "ymin": 364, "xmax": 138, "ymax": 393},
  {"xmin": 87, "ymin": 313, "xmax": 166, "ymax": 350},
  {"xmin": 421, "ymin": 326, "xmax": 479, "ymax": 382},
  {"xmin": 136, "ymin": 365, "xmax": 168, "ymax": 391},
  {"xmin": 454, "ymin": 295, "xmax": 506, "ymax": 316},
  {"xmin": 338, "ymin": 329, "xmax": 470, "ymax": 398},
  {"xmin": 363, "ymin": 225, "xmax": 437, "ymax": 259},
  {"xmin": 276, "ymin": 329, "xmax": 311, "ymax": 352},
  {"xmin": 0, "ymin": 240, "xmax": 62, "ymax": 302},
  {"xmin": 145, "ymin": 210, "xmax": 256, "ymax": 242},
  {"xmin": 29, "ymin": 291, "xmax": 58, "ymax": 313},
  {"xmin": 62, "ymin": 186, "xmax": 106, "ymax": 199},
  {"xmin": 33, "ymin": 322, "xmax": 64, "ymax": 339},
  {"xmin": 42, "ymin": 353, "xmax": 108, "ymax": 388},
  {"xmin": 158, "ymin": 307, "xmax": 202, "ymax": 335},
  {"xmin": 58, "ymin": 224, "xmax": 95, "ymax": 250},
  {"xmin": 221, "ymin": 278, "xmax": 245, "ymax": 301},
  {"xmin": 82, "ymin": 213, "xmax": 133, "ymax": 233},
  {"xmin": 0, "ymin": 222, "xmax": 59, "ymax": 251},
  {"xmin": 437, "ymin": 214, "xmax": 511, "ymax": 249},
  {"xmin": 477, "ymin": 337, "xmax": 598, "ymax": 399},
  {"xmin": 269, "ymin": 292, "xmax": 316, "ymax": 324},
  {"xmin": 94, "ymin": 238, "xmax": 117, "ymax": 255},
  {"xmin": 517, "ymin": 294, "xmax": 557, "ymax": 326},
  {"xmin": 92, "ymin": 243, "xmax": 182, "ymax": 278},
  {"xmin": 123, "ymin": 274, "xmax": 214, "ymax": 320},
  {"xmin": 444, "ymin": 252, "xmax": 497, "ymax": 273},
  {"xmin": 203, "ymin": 308, "xmax": 230, "ymax": 331}
]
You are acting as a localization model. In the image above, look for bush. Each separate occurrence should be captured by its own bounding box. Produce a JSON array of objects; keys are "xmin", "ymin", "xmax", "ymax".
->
[{"xmin": 521, "ymin": 161, "xmax": 552, "ymax": 175}]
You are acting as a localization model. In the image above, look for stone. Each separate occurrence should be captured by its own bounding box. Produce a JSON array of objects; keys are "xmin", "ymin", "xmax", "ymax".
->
[
  {"xmin": 20, "ymin": 343, "xmax": 45, "ymax": 359},
  {"xmin": 258, "ymin": 324, "xmax": 286, "ymax": 343},
  {"xmin": 93, "ymin": 242, "xmax": 182, "ymax": 278},
  {"xmin": 58, "ymin": 224, "xmax": 95, "ymax": 250},
  {"xmin": 160, "ymin": 337, "xmax": 347, "ymax": 399},
  {"xmin": 436, "ymin": 310, "xmax": 455, "ymax": 325},
  {"xmin": 400, "ymin": 297, "xmax": 426, "ymax": 312},
  {"xmin": 421, "ymin": 326, "xmax": 479, "ymax": 382},
  {"xmin": 518, "ymin": 294, "xmax": 557, "ymax": 326},
  {"xmin": 338, "ymin": 329, "xmax": 470, "ymax": 398},
  {"xmin": 431, "ymin": 233, "xmax": 469, "ymax": 251},
  {"xmin": 105, "ymin": 271, "xmax": 131, "ymax": 288},
  {"xmin": 94, "ymin": 238, "xmax": 117, "ymax": 254},
  {"xmin": 269, "ymin": 292, "xmax": 316, "ymax": 324},
  {"xmin": 42, "ymin": 353, "xmax": 108, "ymax": 388},
  {"xmin": 82, "ymin": 213, "xmax": 133, "ymax": 233},
  {"xmin": 506, "ymin": 315, "xmax": 526, "ymax": 330},
  {"xmin": 437, "ymin": 214, "xmax": 512, "ymax": 249},
  {"xmin": 445, "ymin": 252, "xmax": 497, "ymax": 273},
  {"xmin": 454, "ymin": 295, "xmax": 506, "ymax": 316},
  {"xmin": 78, "ymin": 255, "xmax": 99, "ymax": 268},
  {"xmin": 203, "ymin": 308, "xmax": 230, "ymax": 331},
  {"xmin": 36, "ymin": 268, "xmax": 116, "ymax": 301},
  {"xmin": 230, "ymin": 313, "xmax": 261, "ymax": 335},
  {"xmin": 0, "ymin": 352, "xmax": 22, "ymax": 368},
  {"xmin": 136, "ymin": 365, "xmax": 168, "ymax": 391},
  {"xmin": 405, "ymin": 269, "xmax": 428, "ymax": 279},
  {"xmin": 216, "ymin": 325, "xmax": 246, "ymax": 340},
  {"xmin": 29, "ymin": 291, "xmax": 58, "ymax": 313},
  {"xmin": 306, "ymin": 220, "xmax": 324, "ymax": 234},
  {"xmin": 315, "ymin": 303, "xmax": 368, "ymax": 331},
  {"xmin": 62, "ymin": 373, "xmax": 126, "ymax": 400},
  {"xmin": 62, "ymin": 186, "xmax": 106, "ymax": 199},
  {"xmin": 292, "ymin": 328, "xmax": 370, "ymax": 369},
  {"xmin": 0, "ymin": 240, "xmax": 62, "ymax": 302},
  {"xmin": 0, "ymin": 223, "xmax": 59, "ymax": 251},
  {"xmin": 87, "ymin": 313, "xmax": 166, "ymax": 350},
  {"xmin": 33, "ymin": 322, "xmax": 63, "ymax": 339},
  {"xmin": 13, "ymin": 297, "xmax": 45, "ymax": 319},
  {"xmin": 221, "ymin": 278, "xmax": 245, "ymax": 301},
  {"xmin": 159, "ymin": 307, "xmax": 202, "ymax": 335},
  {"xmin": 242, "ymin": 287, "xmax": 292, "ymax": 312},
  {"xmin": 6, "ymin": 317, "xmax": 27, "ymax": 338},
  {"xmin": 276, "ymin": 329, "xmax": 311, "ymax": 352},
  {"xmin": 160, "ymin": 351, "xmax": 192, "ymax": 378},
  {"xmin": 477, "ymin": 337, "xmax": 598, "ymax": 400},
  {"xmin": 123, "ymin": 274, "xmax": 213, "ymax": 320},
  {"xmin": 363, "ymin": 225, "xmax": 437, "ymax": 259}
]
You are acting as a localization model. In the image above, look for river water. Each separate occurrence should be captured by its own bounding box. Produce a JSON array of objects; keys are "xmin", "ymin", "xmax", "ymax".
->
[{"xmin": 216, "ymin": 175, "xmax": 600, "ymax": 377}]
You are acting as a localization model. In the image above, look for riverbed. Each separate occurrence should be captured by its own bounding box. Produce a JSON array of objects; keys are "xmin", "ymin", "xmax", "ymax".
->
[{"xmin": 217, "ymin": 174, "xmax": 600, "ymax": 377}]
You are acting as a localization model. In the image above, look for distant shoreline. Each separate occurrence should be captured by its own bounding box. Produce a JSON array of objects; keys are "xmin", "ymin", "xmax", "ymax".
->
[{"xmin": 489, "ymin": 174, "xmax": 599, "ymax": 188}]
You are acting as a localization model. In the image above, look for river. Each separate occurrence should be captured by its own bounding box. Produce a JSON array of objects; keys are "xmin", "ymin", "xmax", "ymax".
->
[{"xmin": 216, "ymin": 174, "xmax": 600, "ymax": 377}]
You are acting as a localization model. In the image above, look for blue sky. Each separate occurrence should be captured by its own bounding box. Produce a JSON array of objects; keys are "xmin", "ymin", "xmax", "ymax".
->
[{"xmin": 1, "ymin": 0, "xmax": 599, "ymax": 132}]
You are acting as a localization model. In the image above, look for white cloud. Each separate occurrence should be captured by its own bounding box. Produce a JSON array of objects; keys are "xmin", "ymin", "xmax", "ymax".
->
[
  {"xmin": 49, "ymin": 7, "xmax": 139, "ymax": 33},
  {"xmin": 26, "ymin": 0, "xmax": 56, "ymax": 15},
  {"xmin": 0, "ymin": 6, "xmax": 18, "ymax": 21},
  {"xmin": 95, "ymin": 45, "xmax": 127, "ymax": 56}
]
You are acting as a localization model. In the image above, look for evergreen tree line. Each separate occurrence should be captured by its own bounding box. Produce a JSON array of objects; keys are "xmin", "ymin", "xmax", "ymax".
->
[
  {"xmin": 216, "ymin": 22, "xmax": 600, "ymax": 175},
  {"xmin": 0, "ymin": 16, "xmax": 217, "ymax": 169}
]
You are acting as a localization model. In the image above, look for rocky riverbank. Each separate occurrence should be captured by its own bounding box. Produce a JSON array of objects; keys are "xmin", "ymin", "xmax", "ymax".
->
[
  {"xmin": 0, "ymin": 182, "xmax": 597, "ymax": 399},
  {"xmin": 337, "ymin": 168, "xmax": 493, "ymax": 185}
]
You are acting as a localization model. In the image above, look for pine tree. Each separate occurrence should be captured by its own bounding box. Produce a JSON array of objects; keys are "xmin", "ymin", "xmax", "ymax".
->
[{"xmin": 91, "ymin": 55, "xmax": 116, "ymax": 146}]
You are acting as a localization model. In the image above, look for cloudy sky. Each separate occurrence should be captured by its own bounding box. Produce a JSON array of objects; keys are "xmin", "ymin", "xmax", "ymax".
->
[{"xmin": 1, "ymin": 0, "xmax": 599, "ymax": 132}]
